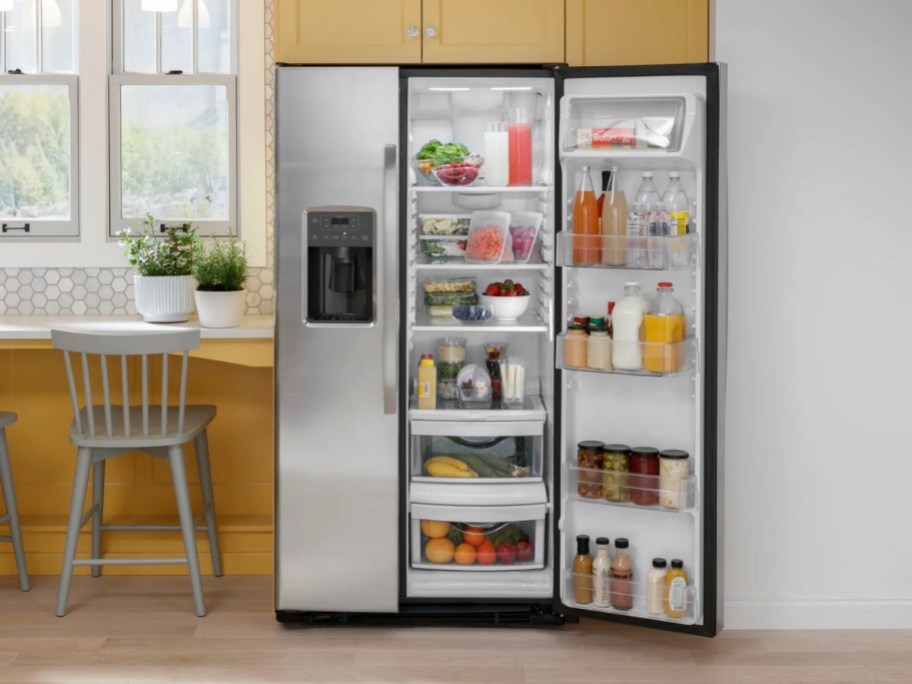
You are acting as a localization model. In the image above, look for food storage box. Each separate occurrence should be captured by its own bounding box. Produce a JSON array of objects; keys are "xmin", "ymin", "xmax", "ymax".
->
[
  {"xmin": 465, "ymin": 211, "xmax": 512, "ymax": 263},
  {"xmin": 419, "ymin": 215, "xmax": 471, "ymax": 236},
  {"xmin": 508, "ymin": 211, "xmax": 544, "ymax": 263},
  {"xmin": 419, "ymin": 235, "xmax": 468, "ymax": 260},
  {"xmin": 422, "ymin": 277, "xmax": 476, "ymax": 295},
  {"xmin": 411, "ymin": 503, "xmax": 546, "ymax": 571},
  {"xmin": 424, "ymin": 291, "xmax": 478, "ymax": 306}
]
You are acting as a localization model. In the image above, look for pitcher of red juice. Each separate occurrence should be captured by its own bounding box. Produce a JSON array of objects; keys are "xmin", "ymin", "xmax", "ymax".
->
[{"xmin": 508, "ymin": 108, "xmax": 532, "ymax": 186}]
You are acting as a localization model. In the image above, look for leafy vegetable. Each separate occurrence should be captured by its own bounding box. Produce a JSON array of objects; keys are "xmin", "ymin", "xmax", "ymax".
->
[{"xmin": 416, "ymin": 139, "xmax": 471, "ymax": 166}]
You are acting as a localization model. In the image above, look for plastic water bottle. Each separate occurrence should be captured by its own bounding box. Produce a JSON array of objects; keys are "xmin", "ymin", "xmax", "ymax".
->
[
  {"xmin": 663, "ymin": 172, "xmax": 690, "ymax": 236},
  {"xmin": 647, "ymin": 202, "xmax": 671, "ymax": 269},
  {"xmin": 634, "ymin": 172, "xmax": 661, "ymax": 211},
  {"xmin": 626, "ymin": 202, "xmax": 649, "ymax": 268}
]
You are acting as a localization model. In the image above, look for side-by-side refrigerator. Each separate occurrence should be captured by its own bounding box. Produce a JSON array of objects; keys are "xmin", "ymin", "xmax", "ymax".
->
[{"xmin": 275, "ymin": 64, "xmax": 726, "ymax": 636}]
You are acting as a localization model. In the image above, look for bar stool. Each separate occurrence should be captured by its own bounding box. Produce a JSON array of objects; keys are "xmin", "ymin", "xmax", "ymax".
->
[
  {"xmin": 52, "ymin": 328, "xmax": 222, "ymax": 617},
  {"xmin": 0, "ymin": 412, "xmax": 29, "ymax": 592}
]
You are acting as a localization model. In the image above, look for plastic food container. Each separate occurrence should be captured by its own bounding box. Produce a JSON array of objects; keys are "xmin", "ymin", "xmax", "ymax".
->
[
  {"xmin": 465, "ymin": 211, "xmax": 512, "ymax": 263},
  {"xmin": 437, "ymin": 338, "xmax": 467, "ymax": 401},
  {"xmin": 508, "ymin": 211, "xmax": 544, "ymax": 263},
  {"xmin": 456, "ymin": 364, "xmax": 492, "ymax": 408},
  {"xmin": 423, "ymin": 277, "xmax": 476, "ymax": 295},
  {"xmin": 419, "ymin": 215, "xmax": 471, "ymax": 236},
  {"xmin": 420, "ymin": 236, "xmax": 468, "ymax": 260},
  {"xmin": 412, "ymin": 155, "xmax": 440, "ymax": 186},
  {"xmin": 424, "ymin": 291, "xmax": 478, "ymax": 306}
]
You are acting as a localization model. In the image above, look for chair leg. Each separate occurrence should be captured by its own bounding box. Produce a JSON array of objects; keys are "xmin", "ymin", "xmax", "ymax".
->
[
  {"xmin": 169, "ymin": 445, "xmax": 206, "ymax": 617},
  {"xmin": 0, "ymin": 428, "xmax": 29, "ymax": 592},
  {"xmin": 194, "ymin": 430, "xmax": 222, "ymax": 577},
  {"xmin": 91, "ymin": 459, "xmax": 105, "ymax": 578},
  {"xmin": 57, "ymin": 447, "xmax": 93, "ymax": 617}
]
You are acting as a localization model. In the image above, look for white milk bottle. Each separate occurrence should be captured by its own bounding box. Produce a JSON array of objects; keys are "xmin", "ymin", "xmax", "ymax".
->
[
  {"xmin": 484, "ymin": 121, "xmax": 509, "ymax": 187},
  {"xmin": 612, "ymin": 282, "xmax": 649, "ymax": 371}
]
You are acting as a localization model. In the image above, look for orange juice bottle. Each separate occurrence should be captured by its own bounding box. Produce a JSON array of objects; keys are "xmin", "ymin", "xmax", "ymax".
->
[
  {"xmin": 572, "ymin": 165, "xmax": 600, "ymax": 265},
  {"xmin": 643, "ymin": 282, "xmax": 686, "ymax": 373}
]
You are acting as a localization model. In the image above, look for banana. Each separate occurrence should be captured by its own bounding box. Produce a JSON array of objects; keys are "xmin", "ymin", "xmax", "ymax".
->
[
  {"xmin": 425, "ymin": 460, "xmax": 478, "ymax": 478},
  {"xmin": 426, "ymin": 455, "xmax": 470, "ymax": 471}
]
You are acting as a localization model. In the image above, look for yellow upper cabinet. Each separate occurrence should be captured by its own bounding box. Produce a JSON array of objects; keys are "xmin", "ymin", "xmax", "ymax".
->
[
  {"xmin": 422, "ymin": 0, "xmax": 565, "ymax": 64},
  {"xmin": 566, "ymin": 0, "xmax": 709, "ymax": 66},
  {"xmin": 274, "ymin": 0, "xmax": 423, "ymax": 64}
]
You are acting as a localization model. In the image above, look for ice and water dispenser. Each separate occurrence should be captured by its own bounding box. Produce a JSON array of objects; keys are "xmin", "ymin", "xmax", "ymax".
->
[{"xmin": 305, "ymin": 207, "xmax": 375, "ymax": 323}]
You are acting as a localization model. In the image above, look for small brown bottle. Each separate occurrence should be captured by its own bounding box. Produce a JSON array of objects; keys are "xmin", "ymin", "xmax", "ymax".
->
[{"xmin": 572, "ymin": 534, "xmax": 593, "ymax": 604}]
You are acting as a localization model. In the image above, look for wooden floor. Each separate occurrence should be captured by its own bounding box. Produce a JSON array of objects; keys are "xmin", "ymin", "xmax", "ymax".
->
[{"xmin": 0, "ymin": 576, "xmax": 909, "ymax": 683}]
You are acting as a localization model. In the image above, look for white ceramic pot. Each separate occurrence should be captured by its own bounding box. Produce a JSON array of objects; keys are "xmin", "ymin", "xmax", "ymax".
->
[
  {"xmin": 194, "ymin": 289, "xmax": 246, "ymax": 328},
  {"xmin": 133, "ymin": 274, "xmax": 196, "ymax": 323}
]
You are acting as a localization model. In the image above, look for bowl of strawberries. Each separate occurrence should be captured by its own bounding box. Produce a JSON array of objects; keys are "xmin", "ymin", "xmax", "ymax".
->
[{"xmin": 479, "ymin": 279, "xmax": 530, "ymax": 323}]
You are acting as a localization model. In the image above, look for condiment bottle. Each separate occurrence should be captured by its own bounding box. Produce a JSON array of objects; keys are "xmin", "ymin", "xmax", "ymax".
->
[
  {"xmin": 629, "ymin": 447, "xmax": 660, "ymax": 506},
  {"xmin": 576, "ymin": 441, "xmax": 604, "ymax": 499},
  {"xmin": 416, "ymin": 354, "xmax": 437, "ymax": 410},
  {"xmin": 610, "ymin": 538, "xmax": 634, "ymax": 611},
  {"xmin": 611, "ymin": 283, "xmax": 648, "ymax": 371},
  {"xmin": 601, "ymin": 444, "xmax": 631, "ymax": 502},
  {"xmin": 647, "ymin": 558, "xmax": 668, "ymax": 615},
  {"xmin": 665, "ymin": 559, "xmax": 688, "ymax": 619},
  {"xmin": 564, "ymin": 324, "xmax": 588, "ymax": 369},
  {"xmin": 572, "ymin": 165, "xmax": 600, "ymax": 264},
  {"xmin": 572, "ymin": 534, "xmax": 593, "ymax": 604},
  {"xmin": 592, "ymin": 537, "xmax": 612, "ymax": 608},
  {"xmin": 659, "ymin": 449, "xmax": 690, "ymax": 509},
  {"xmin": 600, "ymin": 166, "xmax": 628, "ymax": 267},
  {"xmin": 643, "ymin": 282, "xmax": 686, "ymax": 374}
]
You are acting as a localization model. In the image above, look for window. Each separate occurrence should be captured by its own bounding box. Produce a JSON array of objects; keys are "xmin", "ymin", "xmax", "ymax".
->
[
  {"xmin": 111, "ymin": 0, "xmax": 236, "ymax": 237},
  {"xmin": 0, "ymin": 0, "xmax": 79, "ymax": 238}
]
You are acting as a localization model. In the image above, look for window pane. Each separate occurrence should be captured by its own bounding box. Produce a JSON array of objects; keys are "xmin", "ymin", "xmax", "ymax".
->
[
  {"xmin": 0, "ymin": 84, "xmax": 71, "ymax": 220},
  {"xmin": 197, "ymin": 0, "xmax": 230, "ymax": 74},
  {"xmin": 4, "ymin": 1, "xmax": 38, "ymax": 73},
  {"xmin": 124, "ymin": 0, "xmax": 156, "ymax": 73},
  {"xmin": 41, "ymin": 0, "xmax": 77, "ymax": 74},
  {"xmin": 161, "ymin": 7, "xmax": 191, "ymax": 73},
  {"xmin": 120, "ymin": 84, "xmax": 228, "ymax": 221}
]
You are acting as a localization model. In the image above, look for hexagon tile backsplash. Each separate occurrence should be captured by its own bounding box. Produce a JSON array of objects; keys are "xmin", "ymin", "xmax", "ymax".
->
[{"xmin": 0, "ymin": 267, "xmax": 275, "ymax": 317}]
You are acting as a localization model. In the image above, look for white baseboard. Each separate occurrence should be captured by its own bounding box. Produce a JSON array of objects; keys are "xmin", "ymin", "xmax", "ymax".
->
[{"xmin": 725, "ymin": 598, "xmax": 912, "ymax": 630}]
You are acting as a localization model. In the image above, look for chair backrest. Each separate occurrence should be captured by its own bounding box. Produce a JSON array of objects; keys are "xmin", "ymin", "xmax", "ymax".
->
[{"xmin": 51, "ymin": 328, "xmax": 201, "ymax": 440}]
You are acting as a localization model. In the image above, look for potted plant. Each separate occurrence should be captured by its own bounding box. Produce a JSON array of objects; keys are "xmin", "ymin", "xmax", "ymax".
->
[
  {"xmin": 192, "ymin": 235, "xmax": 248, "ymax": 328},
  {"xmin": 118, "ymin": 216, "xmax": 198, "ymax": 323}
]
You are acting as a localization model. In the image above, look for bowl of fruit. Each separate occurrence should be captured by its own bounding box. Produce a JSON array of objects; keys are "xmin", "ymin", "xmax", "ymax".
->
[
  {"xmin": 432, "ymin": 155, "xmax": 484, "ymax": 187},
  {"xmin": 479, "ymin": 280, "xmax": 531, "ymax": 323},
  {"xmin": 413, "ymin": 140, "xmax": 479, "ymax": 187}
]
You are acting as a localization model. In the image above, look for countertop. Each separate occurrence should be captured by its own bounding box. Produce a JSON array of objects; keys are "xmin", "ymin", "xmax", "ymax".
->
[{"xmin": 0, "ymin": 314, "xmax": 274, "ymax": 340}]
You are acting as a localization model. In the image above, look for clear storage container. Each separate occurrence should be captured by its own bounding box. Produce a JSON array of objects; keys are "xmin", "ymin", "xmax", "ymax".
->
[{"xmin": 465, "ymin": 211, "xmax": 512, "ymax": 263}]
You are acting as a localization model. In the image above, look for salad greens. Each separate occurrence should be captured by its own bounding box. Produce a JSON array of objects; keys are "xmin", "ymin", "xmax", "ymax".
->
[{"xmin": 416, "ymin": 139, "xmax": 471, "ymax": 166}]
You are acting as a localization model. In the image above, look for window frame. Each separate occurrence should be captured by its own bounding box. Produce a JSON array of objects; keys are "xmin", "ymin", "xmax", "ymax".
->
[{"xmin": 0, "ymin": 73, "xmax": 80, "ymax": 238}]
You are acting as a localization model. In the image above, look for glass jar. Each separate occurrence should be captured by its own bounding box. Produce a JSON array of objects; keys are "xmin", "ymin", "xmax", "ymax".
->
[
  {"xmin": 483, "ymin": 342, "xmax": 508, "ymax": 402},
  {"xmin": 629, "ymin": 446, "xmax": 659, "ymax": 506},
  {"xmin": 576, "ymin": 441, "xmax": 604, "ymax": 498},
  {"xmin": 564, "ymin": 325, "xmax": 588, "ymax": 369},
  {"xmin": 601, "ymin": 444, "xmax": 630, "ymax": 502},
  {"xmin": 587, "ymin": 325, "xmax": 612, "ymax": 371},
  {"xmin": 659, "ymin": 449, "xmax": 690, "ymax": 509},
  {"xmin": 436, "ymin": 337, "xmax": 466, "ymax": 401}
]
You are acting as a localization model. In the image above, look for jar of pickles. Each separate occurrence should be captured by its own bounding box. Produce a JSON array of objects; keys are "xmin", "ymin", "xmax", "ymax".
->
[
  {"xmin": 601, "ymin": 444, "xmax": 631, "ymax": 502},
  {"xmin": 629, "ymin": 446, "xmax": 660, "ymax": 506},
  {"xmin": 659, "ymin": 449, "xmax": 690, "ymax": 509},
  {"xmin": 576, "ymin": 441, "xmax": 604, "ymax": 498}
]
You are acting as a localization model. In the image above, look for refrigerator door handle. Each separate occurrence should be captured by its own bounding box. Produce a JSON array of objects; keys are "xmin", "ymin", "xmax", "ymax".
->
[{"xmin": 381, "ymin": 143, "xmax": 399, "ymax": 415}]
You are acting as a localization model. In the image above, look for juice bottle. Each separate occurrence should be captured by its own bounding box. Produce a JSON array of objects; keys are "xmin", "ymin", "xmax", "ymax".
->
[
  {"xmin": 416, "ymin": 354, "xmax": 437, "ymax": 409},
  {"xmin": 643, "ymin": 282, "xmax": 686, "ymax": 374},
  {"xmin": 572, "ymin": 165, "xmax": 600, "ymax": 265},
  {"xmin": 664, "ymin": 559, "xmax": 688, "ymax": 619},
  {"xmin": 600, "ymin": 166, "xmax": 627, "ymax": 267},
  {"xmin": 508, "ymin": 108, "xmax": 533, "ymax": 186},
  {"xmin": 484, "ymin": 121, "xmax": 509, "ymax": 187}
]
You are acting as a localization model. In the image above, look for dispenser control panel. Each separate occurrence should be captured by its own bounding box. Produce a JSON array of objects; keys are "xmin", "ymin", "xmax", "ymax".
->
[{"xmin": 306, "ymin": 210, "xmax": 374, "ymax": 246}]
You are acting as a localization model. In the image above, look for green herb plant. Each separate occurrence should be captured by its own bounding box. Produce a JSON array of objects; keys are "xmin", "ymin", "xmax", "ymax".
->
[
  {"xmin": 192, "ymin": 235, "xmax": 248, "ymax": 292},
  {"xmin": 117, "ymin": 215, "xmax": 197, "ymax": 276}
]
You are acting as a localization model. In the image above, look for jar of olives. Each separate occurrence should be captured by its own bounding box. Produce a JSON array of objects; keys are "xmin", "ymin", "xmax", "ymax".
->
[{"xmin": 601, "ymin": 444, "xmax": 631, "ymax": 502}]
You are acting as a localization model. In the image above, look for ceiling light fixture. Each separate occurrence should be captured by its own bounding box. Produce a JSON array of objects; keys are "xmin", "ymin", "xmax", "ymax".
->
[
  {"xmin": 141, "ymin": 0, "xmax": 178, "ymax": 11},
  {"xmin": 178, "ymin": 0, "xmax": 210, "ymax": 28}
]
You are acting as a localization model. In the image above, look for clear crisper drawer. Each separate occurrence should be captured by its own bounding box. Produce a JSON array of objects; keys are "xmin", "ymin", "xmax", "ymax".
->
[
  {"xmin": 568, "ymin": 465, "xmax": 697, "ymax": 513},
  {"xmin": 410, "ymin": 503, "xmax": 546, "ymax": 572},
  {"xmin": 563, "ymin": 572, "xmax": 697, "ymax": 625},
  {"xmin": 557, "ymin": 334, "xmax": 697, "ymax": 377},
  {"xmin": 556, "ymin": 231, "xmax": 698, "ymax": 270},
  {"xmin": 562, "ymin": 96, "xmax": 686, "ymax": 152},
  {"xmin": 411, "ymin": 420, "xmax": 544, "ymax": 482}
]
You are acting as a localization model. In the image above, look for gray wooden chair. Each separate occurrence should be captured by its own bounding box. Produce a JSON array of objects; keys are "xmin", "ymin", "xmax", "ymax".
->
[
  {"xmin": 51, "ymin": 328, "xmax": 222, "ymax": 617},
  {"xmin": 0, "ymin": 412, "xmax": 29, "ymax": 592}
]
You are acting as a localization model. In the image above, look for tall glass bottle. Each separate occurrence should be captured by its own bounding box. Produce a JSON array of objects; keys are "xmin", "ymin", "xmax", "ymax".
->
[
  {"xmin": 611, "ymin": 282, "xmax": 648, "ymax": 371},
  {"xmin": 572, "ymin": 534, "xmax": 593, "ymax": 604},
  {"xmin": 572, "ymin": 165, "xmax": 600, "ymax": 265},
  {"xmin": 592, "ymin": 537, "xmax": 612, "ymax": 607},
  {"xmin": 600, "ymin": 166, "xmax": 628, "ymax": 266}
]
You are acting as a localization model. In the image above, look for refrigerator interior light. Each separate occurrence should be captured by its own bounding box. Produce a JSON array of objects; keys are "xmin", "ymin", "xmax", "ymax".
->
[
  {"xmin": 178, "ymin": 0, "xmax": 210, "ymax": 28},
  {"xmin": 428, "ymin": 87, "xmax": 471, "ymax": 92},
  {"xmin": 141, "ymin": 0, "xmax": 178, "ymax": 11},
  {"xmin": 490, "ymin": 87, "xmax": 534, "ymax": 91}
]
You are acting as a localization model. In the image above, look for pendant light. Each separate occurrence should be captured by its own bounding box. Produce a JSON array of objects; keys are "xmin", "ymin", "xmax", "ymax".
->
[
  {"xmin": 141, "ymin": 0, "xmax": 178, "ymax": 11},
  {"xmin": 178, "ymin": 0, "xmax": 209, "ymax": 28}
]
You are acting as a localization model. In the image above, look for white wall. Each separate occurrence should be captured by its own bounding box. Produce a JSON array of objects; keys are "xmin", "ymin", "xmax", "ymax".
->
[{"xmin": 718, "ymin": 0, "xmax": 912, "ymax": 629}]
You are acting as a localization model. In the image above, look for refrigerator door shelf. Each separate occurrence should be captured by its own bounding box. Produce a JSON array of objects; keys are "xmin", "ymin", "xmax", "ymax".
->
[
  {"xmin": 556, "ymin": 335, "xmax": 698, "ymax": 378},
  {"xmin": 410, "ymin": 480, "xmax": 548, "ymax": 507},
  {"xmin": 567, "ymin": 465, "xmax": 698, "ymax": 513},
  {"xmin": 555, "ymin": 232, "xmax": 699, "ymax": 271},
  {"xmin": 409, "ymin": 394, "xmax": 547, "ymax": 421},
  {"xmin": 562, "ymin": 571, "xmax": 698, "ymax": 626},
  {"xmin": 410, "ymin": 502, "xmax": 547, "ymax": 572}
]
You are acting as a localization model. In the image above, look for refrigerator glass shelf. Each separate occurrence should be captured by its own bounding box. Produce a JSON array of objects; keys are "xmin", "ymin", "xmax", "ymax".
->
[
  {"xmin": 556, "ymin": 334, "xmax": 697, "ymax": 377},
  {"xmin": 412, "ymin": 185, "xmax": 551, "ymax": 194},
  {"xmin": 415, "ymin": 261, "xmax": 550, "ymax": 271},
  {"xmin": 567, "ymin": 465, "xmax": 697, "ymax": 513},
  {"xmin": 562, "ymin": 571, "xmax": 698, "ymax": 625},
  {"xmin": 409, "ymin": 394, "xmax": 547, "ymax": 421},
  {"xmin": 555, "ymin": 232, "xmax": 698, "ymax": 271},
  {"xmin": 414, "ymin": 310, "xmax": 548, "ymax": 333}
]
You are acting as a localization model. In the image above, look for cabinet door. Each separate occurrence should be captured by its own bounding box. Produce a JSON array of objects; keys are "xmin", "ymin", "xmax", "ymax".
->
[
  {"xmin": 422, "ymin": 0, "xmax": 564, "ymax": 64},
  {"xmin": 566, "ymin": 0, "xmax": 709, "ymax": 66},
  {"xmin": 274, "ymin": 0, "xmax": 422, "ymax": 64}
]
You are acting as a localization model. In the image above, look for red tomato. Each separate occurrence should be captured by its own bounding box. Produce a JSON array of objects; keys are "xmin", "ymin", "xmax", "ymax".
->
[{"xmin": 477, "ymin": 540, "xmax": 497, "ymax": 565}]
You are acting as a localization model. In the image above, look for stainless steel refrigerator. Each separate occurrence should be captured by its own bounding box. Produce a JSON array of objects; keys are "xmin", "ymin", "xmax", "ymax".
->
[{"xmin": 275, "ymin": 64, "xmax": 726, "ymax": 636}]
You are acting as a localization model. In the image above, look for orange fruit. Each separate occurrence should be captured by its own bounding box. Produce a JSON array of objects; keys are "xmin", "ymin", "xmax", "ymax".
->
[
  {"xmin": 463, "ymin": 526, "xmax": 486, "ymax": 547},
  {"xmin": 425, "ymin": 537, "xmax": 455, "ymax": 564},
  {"xmin": 476, "ymin": 540, "xmax": 497, "ymax": 565},
  {"xmin": 454, "ymin": 543, "xmax": 477, "ymax": 565},
  {"xmin": 420, "ymin": 520, "xmax": 450, "ymax": 539}
]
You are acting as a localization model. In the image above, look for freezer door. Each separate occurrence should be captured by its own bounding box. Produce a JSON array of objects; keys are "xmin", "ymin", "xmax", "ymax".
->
[
  {"xmin": 553, "ymin": 64, "xmax": 724, "ymax": 637},
  {"xmin": 275, "ymin": 67, "xmax": 401, "ymax": 613}
]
